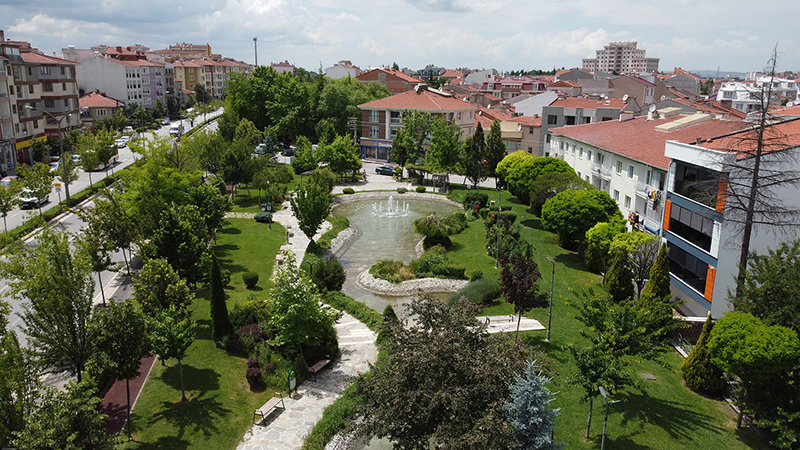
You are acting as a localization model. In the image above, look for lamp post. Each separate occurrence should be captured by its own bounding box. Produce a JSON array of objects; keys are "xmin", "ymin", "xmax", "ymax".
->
[
  {"xmin": 302, "ymin": 257, "xmax": 316, "ymax": 278},
  {"xmin": 598, "ymin": 386, "xmax": 620, "ymax": 450},
  {"xmin": 253, "ymin": 37, "xmax": 258, "ymax": 66},
  {"xmin": 25, "ymin": 105, "xmax": 72, "ymax": 204},
  {"xmin": 545, "ymin": 257, "xmax": 555, "ymax": 342}
]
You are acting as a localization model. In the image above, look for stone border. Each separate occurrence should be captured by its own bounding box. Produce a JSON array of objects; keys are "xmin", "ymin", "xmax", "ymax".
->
[
  {"xmin": 332, "ymin": 191, "xmax": 462, "ymax": 208},
  {"xmin": 355, "ymin": 270, "xmax": 468, "ymax": 297}
]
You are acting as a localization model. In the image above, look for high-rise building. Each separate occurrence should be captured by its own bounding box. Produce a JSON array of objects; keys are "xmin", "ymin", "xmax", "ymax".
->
[{"xmin": 582, "ymin": 41, "xmax": 659, "ymax": 74}]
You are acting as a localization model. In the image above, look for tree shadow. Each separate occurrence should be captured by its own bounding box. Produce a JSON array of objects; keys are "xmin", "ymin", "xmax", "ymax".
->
[
  {"xmin": 144, "ymin": 390, "xmax": 231, "ymax": 441},
  {"xmin": 195, "ymin": 318, "xmax": 214, "ymax": 341},
  {"xmin": 554, "ymin": 252, "xmax": 587, "ymax": 273},
  {"xmin": 125, "ymin": 435, "xmax": 191, "ymax": 450},
  {"xmin": 520, "ymin": 217, "xmax": 543, "ymax": 231},
  {"xmin": 218, "ymin": 227, "xmax": 242, "ymax": 235},
  {"xmin": 159, "ymin": 364, "xmax": 221, "ymax": 393},
  {"xmin": 212, "ymin": 243, "xmax": 239, "ymax": 258}
]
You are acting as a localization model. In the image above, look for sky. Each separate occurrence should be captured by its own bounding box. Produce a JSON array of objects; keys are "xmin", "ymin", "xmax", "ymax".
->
[{"xmin": 2, "ymin": 0, "xmax": 799, "ymax": 76}]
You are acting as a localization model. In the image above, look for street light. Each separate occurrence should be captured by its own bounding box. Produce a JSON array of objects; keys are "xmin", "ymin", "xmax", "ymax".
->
[
  {"xmin": 25, "ymin": 105, "xmax": 72, "ymax": 204},
  {"xmin": 598, "ymin": 386, "xmax": 621, "ymax": 450},
  {"xmin": 302, "ymin": 257, "xmax": 316, "ymax": 278},
  {"xmin": 545, "ymin": 257, "xmax": 555, "ymax": 342},
  {"xmin": 253, "ymin": 37, "xmax": 258, "ymax": 67}
]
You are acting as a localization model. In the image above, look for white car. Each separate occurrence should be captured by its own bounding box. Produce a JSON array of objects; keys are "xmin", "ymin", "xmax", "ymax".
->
[
  {"xmin": 160, "ymin": 117, "xmax": 170, "ymax": 125},
  {"xmin": 115, "ymin": 138, "xmax": 127, "ymax": 148},
  {"xmin": 49, "ymin": 161, "xmax": 60, "ymax": 172},
  {"xmin": 20, "ymin": 188, "xmax": 49, "ymax": 209}
]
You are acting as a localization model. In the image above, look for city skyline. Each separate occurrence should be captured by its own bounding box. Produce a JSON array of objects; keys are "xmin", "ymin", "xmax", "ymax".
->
[{"xmin": 2, "ymin": 0, "xmax": 799, "ymax": 75}]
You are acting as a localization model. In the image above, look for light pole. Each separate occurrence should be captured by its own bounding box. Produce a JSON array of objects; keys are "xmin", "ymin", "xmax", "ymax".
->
[
  {"xmin": 598, "ymin": 386, "xmax": 620, "ymax": 450},
  {"xmin": 253, "ymin": 37, "xmax": 258, "ymax": 66},
  {"xmin": 25, "ymin": 105, "xmax": 72, "ymax": 204},
  {"xmin": 302, "ymin": 257, "xmax": 316, "ymax": 278},
  {"xmin": 545, "ymin": 257, "xmax": 555, "ymax": 342}
]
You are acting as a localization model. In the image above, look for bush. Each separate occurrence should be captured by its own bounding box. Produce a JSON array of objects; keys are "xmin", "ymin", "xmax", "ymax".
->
[
  {"xmin": 245, "ymin": 367, "xmax": 263, "ymax": 387},
  {"xmin": 229, "ymin": 299, "xmax": 268, "ymax": 329},
  {"xmin": 446, "ymin": 278, "xmax": 501, "ymax": 306},
  {"xmin": 310, "ymin": 168, "xmax": 336, "ymax": 193},
  {"xmin": 422, "ymin": 236, "xmax": 452, "ymax": 250},
  {"xmin": 246, "ymin": 358, "xmax": 259, "ymax": 368},
  {"xmin": 342, "ymin": 187, "xmax": 355, "ymax": 194},
  {"xmin": 383, "ymin": 305, "xmax": 398, "ymax": 322},
  {"xmin": 262, "ymin": 362, "xmax": 278, "ymax": 375},
  {"xmin": 242, "ymin": 271, "xmax": 259, "ymax": 289},
  {"xmin": 312, "ymin": 257, "xmax": 347, "ymax": 292},
  {"xmin": 397, "ymin": 187, "xmax": 408, "ymax": 194},
  {"xmin": 467, "ymin": 269, "xmax": 483, "ymax": 281},
  {"xmin": 478, "ymin": 207, "xmax": 490, "ymax": 219},
  {"xmin": 462, "ymin": 191, "xmax": 489, "ymax": 210},
  {"xmin": 416, "ymin": 186, "xmax": 427, "ymax": 193},
  {"xmin": 220, "ymin": 268, "xmax": 232, "ymax": 287},
  {"xmin": 369, "ymin": 260, "xmax": 415, "ymax": 283}
]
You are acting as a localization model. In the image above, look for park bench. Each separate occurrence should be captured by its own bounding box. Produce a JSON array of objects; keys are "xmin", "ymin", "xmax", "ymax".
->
[
  {"xmin": 307, "ymin": 357, "xmax": 331, "ymax": 382},
  {"xmin": 485, "ymin": 315, "xmax": 514, "ymax": 325},
  {"xmin": 253, "ymin": 393, "xmax": 285, "ymax": 424}
]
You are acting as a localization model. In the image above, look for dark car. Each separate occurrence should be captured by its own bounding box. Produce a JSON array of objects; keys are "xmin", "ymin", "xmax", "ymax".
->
[
  {"xmin": 281, "ymin": 147, "xmax": 296, "ymax": 157},
  {"xmin": 375, "ymin": 165, "xmax": 396, "ymax": 176}
]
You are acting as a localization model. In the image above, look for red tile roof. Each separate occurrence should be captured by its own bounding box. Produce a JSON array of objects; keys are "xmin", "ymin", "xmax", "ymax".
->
[
  {"xmin": 551, "ymin": 97, "xmax": 627, "ymax": 109},
  {"xmin": 359, "ymin": 87, "xmax": 477, "ymax": 111},
  {"xmin": 79, "ymin": 92, "xmax": 124, "ymax": 108},
  {"xmin": 550, "ymin": 80, "xmax": 581, "ymax": 88},
  {"xmin": 551, "ymin": 115, "xmax": 749, "ymax": 170},
  {"xmin": 20, "ymin": 52, "xmax": 76, "ymax": 65},
  {"xmin": 440, "ymin": 69, "xmax": 463, "ymax": 79},
  {"xmin": 510, "ymin": 116, "xmax": 542, "ymax": 127},
  {"xmin": 773, "ymin": 105, "xmax": 800, "ymax": 116},
  {"xmin": 701, "ymin": 118, "xmax": 800, "ymax": 158}
]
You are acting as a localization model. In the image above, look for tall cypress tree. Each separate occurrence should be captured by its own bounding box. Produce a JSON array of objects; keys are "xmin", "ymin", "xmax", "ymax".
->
[
  {"xmin": 641, "ymin": 243, "xmax": 671, "ymax": 301},
  {"xmin": 210, "ymin": 255, "xmax": 234, "ymax": 343},
  {"xmin": 681, "ymin": 314, "xmax": 726, "ymax": 395},
  {"xmin": 605, "ymin": 249, "xmax": 634, "ymax": 302}
]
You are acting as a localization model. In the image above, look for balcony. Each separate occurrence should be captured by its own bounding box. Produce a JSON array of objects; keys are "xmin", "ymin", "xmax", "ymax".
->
[{"xmin": 389, "ymin": 117, "xmax": 402, "ymax": 125}]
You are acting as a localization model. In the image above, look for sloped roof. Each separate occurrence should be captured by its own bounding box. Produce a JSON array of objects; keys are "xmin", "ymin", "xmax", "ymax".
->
[
  {"xmin": 701, "ymin": 117, "xmax": 800, "ymax": 158},
  {"xmin": 773, "ymin": 105, "xmax": 800, "ymax": 117},
  {"xmin": 551, "ymin": 97, "xmax": 627, "ymax": 109},
  {"xmin": 440, "ymin": 69, "xmax": 464, "ymax": 78},
  {"xmin": 359, "ymin": 87, "xmax": 476, "ymax": 111},
  {"xmin": 79, "ymin": 92, "xmax": 124, "ymax": 108},
  {"xmin": 551, "ymin": 115, "xmax": 748, "ymax": 169},
  {"xmin": 20, "ymin": 52, "xmax": 76, "ymax": 65},
  {"xmin": 509, "ymin": 116, "xmax": 542, "ymax": 127}
]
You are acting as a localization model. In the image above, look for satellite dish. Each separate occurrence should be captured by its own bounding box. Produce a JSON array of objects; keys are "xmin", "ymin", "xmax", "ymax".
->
[
  {"xmin": 600, "ymin": 93, "xmax": 606, "ymax": 98},
  {"xmin": 660, "ymin": 95, "xmax": 666, "ymax": 101},
  {"xmin": 623, "ymin": 94, "xmax": 629, "ymax": 102},
  {"xmin": 517, "ymin": 123, "xmax": 522, "ymax": 131},
  {"xmin": 649, "ymin": 104, "xmax": 656, "ymax": 112}
]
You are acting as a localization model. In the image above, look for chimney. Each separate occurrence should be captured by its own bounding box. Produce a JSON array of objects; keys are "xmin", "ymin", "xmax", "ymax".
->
[
  {"xmin": 116, "ymin": 46, "xmax": 122, "ymax": 52},
  {"xmin": 619, "ymin": 112, "xmax": 635, "ymax": 122}
]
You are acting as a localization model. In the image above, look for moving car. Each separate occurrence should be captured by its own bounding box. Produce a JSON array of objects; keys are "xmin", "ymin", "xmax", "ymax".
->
[
  {"xmin": 49, "ymin": 161, "xmax": 60, "ymax": 172},
  {"xmin": 160, "ymin": 117, "xmax": 170, "ymax": 125},
  {"xmin": 375, "ymin": 165, "xmax": 396, "ymax": 176},
  {"xmin": 20, "ymin": 188, "xmax": 49, "ymax": 209},
  {"xmin": 169, "ymin": 123, "xmax": 184, "ymax": 137}
]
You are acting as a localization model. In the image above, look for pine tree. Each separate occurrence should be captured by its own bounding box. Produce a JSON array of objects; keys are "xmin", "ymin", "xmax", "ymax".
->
[
  {"xmin": 210, "ymin": 255, "xmax": 234, "ymax": 343},
  {"xmin": 605, "ymin": 249, "xmax": 634, "ymax": 302},
  {"xmin": 641, "ymin": 243, "xmax": 671, "ymax": 301},
  {"xmin": 681, "ymin": 314, "xmax": 726, "ymax": 396},
  {"xmin": 503, "ymin": 360, "xmax": 564, "ymax": 450}
]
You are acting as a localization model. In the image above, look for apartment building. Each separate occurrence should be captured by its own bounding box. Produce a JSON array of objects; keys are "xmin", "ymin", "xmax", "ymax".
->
[
  {"xmin": 539, "ymin": 96, "xmax": 629, "ymax": 157},
  {"xmin": 72, "ymin": 56, "xmax": 166, "ymax": 108},
  {"xmin": 0, "ymin": 30, "xmax": 80, "ymax": 171},
  {"xmin": 479, "ymin": 76, "xmax": 549, "ymax": 100},
  {"xmin": 357, "ymin": 84, "xmax": 477, "ymax": 161},
  {"xmin": 357, "ymin": 68, "xmax": 424, "ymax": 95},
  {"xmin": 79, "ymin": 91, "xmax": 124, "ymax": 130},
  {"xmin": 582, "ymin": 41, "xmax": 659, "ymax": 74},
  {"xmin": 325, "ymin": 60, "xmax": 361, "ymax": 80}
]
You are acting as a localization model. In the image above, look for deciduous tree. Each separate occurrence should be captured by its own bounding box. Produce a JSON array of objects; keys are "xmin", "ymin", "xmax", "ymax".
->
[
  {"xmin": 610, "ymin": 231, "xmax": 659, "ymax": 298},
  {"xmin": 144, "ymin": 203, "xmax": 209, "ymax": 286},
  {"xmin": 290, "ymin": 181, "xmax": 332, "ymax": 243},
  {"xmin": 499, "ymin": 250, "xmax": 548, "ymax": 340},
  {"xmin": 147, "ymin": 306, "xmax": 197, "ymax": 401},
  {"xmin": 17, "ymin": 163, "xmax": 54, "ymax": 215},
  {"xmin": 0, "ymin": 178, "xmax": 22, "ymax": 232},
  {"xmin": 133, "ymin": 258, "xmax": 194, "ymax": 316},
  {"xmin": 541, "ymin": 189, "xmax": 622, "ymax": 249}
]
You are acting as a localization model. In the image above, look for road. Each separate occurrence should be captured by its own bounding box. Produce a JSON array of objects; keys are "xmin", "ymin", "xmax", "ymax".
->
[{"xmin": 1, "ymin": 109, "xmax": 223, "ymax": 350}]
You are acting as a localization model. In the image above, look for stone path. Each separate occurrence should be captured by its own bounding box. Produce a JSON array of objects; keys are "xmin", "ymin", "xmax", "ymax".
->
[{"xmin": 238, "ymin": 312, "xmax": 377, "ymax": 450}]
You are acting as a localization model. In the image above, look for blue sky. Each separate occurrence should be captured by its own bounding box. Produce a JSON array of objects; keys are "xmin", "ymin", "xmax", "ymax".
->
[{"xmin": 2, "ymin": 0, "xmax": 798, "ymax": 75}]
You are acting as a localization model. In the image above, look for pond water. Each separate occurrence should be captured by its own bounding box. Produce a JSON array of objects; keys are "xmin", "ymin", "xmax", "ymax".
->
[{"xmin": 333, "ymin": 197, "xmax": 461, "ymax": 317}]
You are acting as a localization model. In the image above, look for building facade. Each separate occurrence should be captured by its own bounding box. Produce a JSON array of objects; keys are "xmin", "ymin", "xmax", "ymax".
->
[
  {"xmin": 357, "ymin": 68, "xmax": 424, "ymax": 95},
  {"xmin": 582, "ymin": 41, "xmax": 659, "ymax": 74}
]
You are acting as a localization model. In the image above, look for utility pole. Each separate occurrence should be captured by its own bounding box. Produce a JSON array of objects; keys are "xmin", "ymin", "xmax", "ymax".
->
[{"xmin": 253, "ymin": 37, "xmax": 258, "ymax": 67}]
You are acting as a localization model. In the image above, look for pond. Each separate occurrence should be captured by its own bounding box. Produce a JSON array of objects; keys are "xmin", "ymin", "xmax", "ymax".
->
[{"xmin": 333, "ymin": 196, "xmax": 461, "ymax": 316}]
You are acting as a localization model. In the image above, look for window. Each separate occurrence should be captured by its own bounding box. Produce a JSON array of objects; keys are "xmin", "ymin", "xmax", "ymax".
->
[
  {"xmin": 64, "ymin": 99, "xmax": 69, "ymax": 107},
  {"xmin": 142, "ymin": 77, "xmax": 150, "ymax": 84},
  {"xmin": 559, "ymin": 141, "xmax": 564, "ymax": 150},
  {"xmin": 613, "ymin": 189, "xmax": 620, "ymax": 201},
  {"xmin": 624, "ymin": 196, "xmax": 631, "ymax": 208},
  {"xmin": 44, "ymin": 99, "xmax": 55, "ymax": 108},
  {"xmin": 189, "ymin": 76, "xmax": 194, "ymax": 81},
  {"xmin": 547, "ymin": 115, "xmax": 557, "ymax": 125},
  {"xmin": 587, "ymin": 150, "xmax": 592, "ymax": 161},
  {"xmin": 40, "ymin": 66, "xmax": 51, "ymax": 75},
  {"xmin": 628, "ymin": 164, "xmax": 635, "ymax": 179},
  {"xmin": 27, "ymin": 66, "xmax": 33, "ymax": 76},
  {"xmin": 723, "ymin": 90, "xmax": 734, "ymax": 99},
  {"xmin": 96, "ymin": 109, "xmax": 107, "ymax": 117},
  {"xmin": 61, "ymin": 82, "xmax": 66, "ymax": 91},
  {"xmin": 28, "ymin": 85, "xmax": 33, "ymax": 94},
  {"xmin": 578, "ymin": 147, "xmax": 583, "ymax": 159},
  {"xmin": 370, "ymin": 110, "xmax": 379, "ymax": 123},
  {"xmin": 33, "ymin": 120, "xmax": 38, "ymax": 130},
  {"xmin": 576, "ymin": 171, "xmax": 581, "ymax": 178},
  {"xmin": 369, "ymin": 126, "xmax": 379, "ymax": 139},
  {"xmin": 43, "ymin": 83, "xmax": 53, "ymax": 92},
  {"xmin": 61, "ymin": 67, "xmax": 65, "ymax": 75}
]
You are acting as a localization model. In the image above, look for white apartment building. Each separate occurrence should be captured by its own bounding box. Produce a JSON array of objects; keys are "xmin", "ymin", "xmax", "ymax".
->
[{"xmin": 582, "ymin": 41, "xmax": 659, "ymax": 74}]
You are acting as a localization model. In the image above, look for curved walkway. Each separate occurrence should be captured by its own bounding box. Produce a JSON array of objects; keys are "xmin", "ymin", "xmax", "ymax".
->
[{"xmin": 237, "ymin": 312, "xmax": 377, "ymax": 449}]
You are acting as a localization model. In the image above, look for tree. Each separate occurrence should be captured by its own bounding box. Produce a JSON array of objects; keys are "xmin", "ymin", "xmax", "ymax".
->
[
  {"xmin": 0, "ymin": 328, "xmax": 37, "ymax": 448},
  {"xmin": 290, "ymin": 181, "xmax": 332, "ymax": 242},
  {"xmin": 529, "ymin": 171, "xmax": 592, "ymax": 216},
  {"xmin": 495, "ymin": 150, "xmax": 532, "ymax": 185},
  {"xmin": 541, "ymin": 189, "xmax": 623, "ymax": 249},
  {"xmin": 641, "ymin": 243, "xmax": 671, "ymax": 300},
  {"xmin": 485, "ymin": 119, "xmax": 506, "ymax": 187},
  {"xmin": 426, "ymin": 115, "xmax": 461, "ymax": 173},
  {"xmin": 605, "ymin": 249, "xmax": 634, "ymax": 302},
  {"xmin": 312, "ymin": 257, "xmax": 346, "ymax": 292},
  {"xmin": 133, "ymin": 258, "xmax": 194, "ymax": 316},
  {"xmin": 89, "ymin": 189, "xmax": 139, "ymax": 275},
  {"xmin": 504, "ymin": 156, "xmax": 574, "ymax": 206},
  {"xmin": 18, "ymin": 163, "xmax": 54, "ymax": 215},
  {"xmin": 391, "ymin": 110, "xmax": 432, "ymax": 169},
  {"xmin": 356, "ymin": 296, "xmax": 529, "ymax": 449},
  {"xmin": 681, "ymin": 314, "xmax": 726, "ymax": 396},
  {"xmin": 610, "ymin": 231, "xmax": 659, "ymax": 298},
  {"xmin": 12, "ymin": 381, "xmax": 115, "ymax": 450},
  {"xmin": 210, "ymin": 255, "xmax": 234, "ymax": 343},
  {"xmin": 144, "ymin": 203, "xmax": 209, "ymax": 286},
  {"xmin": 708, "ymin": 311, "xmax": 800, "ymax": 428},
  {"xmin": 147, "ymin": 306, "xmax": 197, "ymax": 401},
  {"xmin": 732, "ymin": 239, "xmax": 800, "ymax": 332},
  {"xmin": 0, "ymin": 229, "xmax": 94, "ymax": 382},
  {"xmin": 189, "ymin": 182, "xmax": 231, "ymax": 241},
  {"xmin": 292, "ymin": 135, "xmax": 318, "ymax": 174},
  {"xmin": 583, "ymin": 220, "xmax": 626, "ymax": 276},
  {"xmin": 74, "ymin": 222, "xmax": 114, "ymax": 307},
  {"xmin": 413, "ymin": 213, "xmax": 461, "ymax": 247},
  {"xmin": 461, "ymin": 122, "xmax": 488, "ymax": 187},
  {"xmin": 89, "ymin": 301, "xmax": 149, "ymax": 439},
  {"xmin": 503, "ymin": 360, "xmax": 564, "ymax": 450},
  {"xmin": 0, "ymin": 178, "xmax": 22, "ymax": 232},
  {"xmin": 315, "ymin": 135, "xmax": 362, "ymax": 176},
  {"xmin": 152, "ymin": 98, "xmax": 166, "ymax": 119},
  {"xmin": 266, "ymin": 252, "xmax": 339, "ymax": 367},
  {"xmin": 499, "ymin": 250, "xmax": 548, "ymax": 340},
  {"xmin": 184, "ymin": 130, "xmax": 229, "ymax": 175}
]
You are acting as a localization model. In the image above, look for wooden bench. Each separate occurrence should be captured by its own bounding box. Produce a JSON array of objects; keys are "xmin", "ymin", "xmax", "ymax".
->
[
  {"xmin": 307, "ymin": 358, "xmax": 331, "ymax": 382},
  {"xmin": 253, "ymin": 393, "xmax": 285, "ymax": 424},
  {"xmin": 485, "ymin": 315, "xmax": 514, "ymax": 325}
]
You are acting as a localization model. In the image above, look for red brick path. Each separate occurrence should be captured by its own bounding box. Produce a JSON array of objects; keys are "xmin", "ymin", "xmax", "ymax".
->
[{"xmin": 99, "ymin": 353, "xmax": 157, "ymax": 435}]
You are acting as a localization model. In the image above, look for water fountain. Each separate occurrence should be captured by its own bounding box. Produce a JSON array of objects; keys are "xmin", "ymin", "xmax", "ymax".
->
[{"xmin": 371, "ymin": 195, "xmax": 410, "ymax": 218}]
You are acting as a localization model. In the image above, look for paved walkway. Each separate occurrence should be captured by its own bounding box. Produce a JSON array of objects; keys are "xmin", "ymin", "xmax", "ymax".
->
[{"xmin": 238, "ymin": 312, "xmax": 378, "ymax": 449}]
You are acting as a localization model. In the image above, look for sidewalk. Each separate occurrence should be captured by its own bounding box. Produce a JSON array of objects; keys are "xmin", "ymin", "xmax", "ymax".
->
[
  {"xmin": 238, "ymin": 312, "xmax": 378, "ymax": 449},
  {"xmin": 99, "ymin": 353, "xmax": 157, "ymax": 435}
]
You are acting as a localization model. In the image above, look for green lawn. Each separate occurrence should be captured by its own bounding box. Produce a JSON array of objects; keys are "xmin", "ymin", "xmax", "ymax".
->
[{"xmin": 120, "ymin": 218, "xmax": 286, "ymax": 449}]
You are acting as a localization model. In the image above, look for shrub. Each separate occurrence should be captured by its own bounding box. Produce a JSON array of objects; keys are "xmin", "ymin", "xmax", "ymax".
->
[
  {"xmin": 462, "ymin": 191, "xmax": 489, "ymax": 210},
  {"xmin": 263, "ymin": 362, "xmax": 278, "ymax": 375},
  {"xmin": 312, "ymin": 257, "xmax": 347, "ymax": 292},
  {"xmin": 432, "ymin": 265, "xmax": 465, "ymax": 279},
  {"xmin": 245, "ymin": 367, "xmax": 263, "ymax": 387},
  {"xmin": 446, "ymin": 278, "xmax": 501, "ymax": 306},
  {"xmin": 310, "ymin": 168, "xmax": 336, "ymax": 193},
  {"xmin": 422, "ymin": 236, "xmax": 452, "ymax": 250},
  {"xmin": 682, "ymin": 315, "xmax": 726, "ymax": 396},
  {"xmin": 478, "ymin": 207, "xmax": 490, "ymax": 219},
  {"xmin": 416, "ymin": 186, "xmax": 427, "ymax": 193},
  {"xmin": 229, "ymin": 299, "xmax": 268, "ymax": 328},
  {"xmin": 246, "ymin": 358, "xmax": 260, "ymax": 368},
  {"xmin": 242, "ymin": 271, "xmax": 259, "ymax": 289},
  {"xmin": 342, "ymin": 187, "xmax": 355, "ymax": 194},
  {"xmin": 369, "ymin": 260, "xmax": 415, "ymax": 283},
  {"xmin": 383, "ymin": 305, "xmax": 398, "ymax": 322},
  {"xmin": 220, "ymin": 268, "xmax": 232, "ymax": 287},
  {"xmin": 397, "ymin": 187, "xmax": 408, "ymax": 194},
  {"xmin": 467, "ymin": 269, "xmax": 483, "ymax": 281}
]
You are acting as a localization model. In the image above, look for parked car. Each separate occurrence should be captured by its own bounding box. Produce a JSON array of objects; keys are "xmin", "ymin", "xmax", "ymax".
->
[
  {"xmin": 375, "ymin": 165, "xmax": 396, "ymax": 176},
  {"xmin": 0, "ymin": 175, "xmax": 18, "ymax": 188},
  {"xmin": 281, "ymin": 146, "xmax": 296, "ymax": 156},
  {"xmin": 160, "ymin": 117, "xmax": 170, "ymax": 125},
  {"xmin": 20, "ymin": 188, "xmax": 49, "ymax": 209},
  {"xmin": 169, "ymin": 123, "xmax": 184, "ymax": 137},
  {"xmin": 72, "ymin": 154, "xmax": 81, "ymax": 163},
  {"xmin": 255, "ymin": 144, "xmax": 268, "ymax": 155},
  {"xmin": 49, "ymin": 161, "xmax": 60, "ymax": 172},
  {"xmin": 115, "ymin": 138, "xmax": 127, "ymax": 148}
]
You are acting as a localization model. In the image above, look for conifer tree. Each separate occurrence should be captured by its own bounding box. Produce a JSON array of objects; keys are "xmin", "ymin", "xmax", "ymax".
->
[
  {"xmin": 641, "ymin": 243, "xmax": 671, "ymax": 301},
  {"xmin": 503, "ymin": 360, "xmax": 564, "ymax": 450},
  {"xmin": 605, "ymin": 249, "xmax": 634, "ymax": 302},
  {"xmin": 681, "ymin": 314, "xmax": 726, "ymax": 396},
  {"xmin": 210, "ymin": 255, "xmax": 234, "ymax": 343}
]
